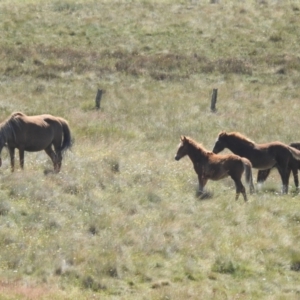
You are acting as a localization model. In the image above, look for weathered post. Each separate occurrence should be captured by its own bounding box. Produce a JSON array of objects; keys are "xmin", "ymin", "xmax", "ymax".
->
[
  {"xmin": 210, "ymin": 88, "xmax": 218, "ymax": 112},
  {"xmin": 95, "ymin": 89, "xmax": 103, "ymax": 109}
]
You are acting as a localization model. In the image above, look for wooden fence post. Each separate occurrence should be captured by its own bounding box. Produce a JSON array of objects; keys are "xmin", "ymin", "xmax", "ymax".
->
[
  {"xmin": 210, "ymin": 88, "xmax": 218, "ymax": 112},
  {"xmin": 95, "ymin": 89, "xmax": 103, "ymax": 109}
]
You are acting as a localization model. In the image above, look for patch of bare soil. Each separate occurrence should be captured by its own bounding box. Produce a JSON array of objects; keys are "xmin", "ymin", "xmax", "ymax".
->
[{"xmin": 0, "ymin": 280, "xmax": 57, "ymax": 300}]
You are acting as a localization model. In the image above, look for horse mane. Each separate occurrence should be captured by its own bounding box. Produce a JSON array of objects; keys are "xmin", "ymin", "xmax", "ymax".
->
[
  {"xmin": 10, "ymin": 112, "xmax": 26, "ymax": 118},
  {"xmin": 0, "ymin": 112, "xmax": 26, "ymax": 141},
  {"xmin": 225, "ymin": 132, "xmax": 255, "ymax": 147},
  {"xmin": 184, "ymin": 136, "xmax": 212, "ymax": 155}
]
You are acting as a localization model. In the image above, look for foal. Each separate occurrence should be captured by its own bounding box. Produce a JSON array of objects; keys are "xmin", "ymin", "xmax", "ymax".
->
[{"xmin": 175, "ymin": 136, "xmax": 254, "ymax": 201}]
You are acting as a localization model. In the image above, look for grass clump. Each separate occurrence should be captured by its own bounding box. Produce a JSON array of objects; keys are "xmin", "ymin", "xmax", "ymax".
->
[{"xmin": 211, "ymin": 257, "xmax": 252, "ymax": 278}]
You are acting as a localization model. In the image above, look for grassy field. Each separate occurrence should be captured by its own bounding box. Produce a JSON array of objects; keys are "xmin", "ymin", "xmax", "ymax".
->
[{"xmin": 1, "ymin": 0, "xmax": 300, "ymax": 299}]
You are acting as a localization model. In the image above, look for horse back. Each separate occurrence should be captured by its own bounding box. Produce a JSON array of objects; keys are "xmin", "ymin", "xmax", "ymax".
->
[
  {"xmin": 19, "ymin": 114, "xmax": 68, "ymax": 130},
  {"xmin": 208, "ymin": 153, "xmax": 246, "ymax": 176},
  {"xmin": 267, "ymin": 141, "xmax": 300, "ymax": 160},
  {"xmin": 7, "ymin": 113, "xmax": 70, "ymax": 151}
]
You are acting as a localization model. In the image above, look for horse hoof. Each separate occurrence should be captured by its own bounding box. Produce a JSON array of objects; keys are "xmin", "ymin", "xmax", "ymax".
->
[
  {"xmin": 197, "ymin": 191, "xmax": 213, "ymax": 200},
  {"xmin": 44, "ymin": 169, "xmax": 54, "ymax": 175}
]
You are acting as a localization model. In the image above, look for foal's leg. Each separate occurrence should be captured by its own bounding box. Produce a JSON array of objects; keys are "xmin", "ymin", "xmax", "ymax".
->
[
  {"xmin": 44, "ymin": 146, "xmax": 58, "ymax": 173},
  {"xmin": 231, "ymin": 175, "xmax": 247, "ymax": 202},
  {"xmin": 236, "ymin": 181, "xmax": 247, "ymax": 202},
  {"xmin": 198, "ymin": 175, "xmax": 208, "ymax": 195}
]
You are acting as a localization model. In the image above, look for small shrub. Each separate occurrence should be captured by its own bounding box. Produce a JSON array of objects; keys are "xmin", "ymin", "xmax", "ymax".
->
[
  {"xmin": 212, "ymin": 257, "xmax": 252, "ymax": 278},
  {"xmin": 212, "ymin": 257, "xmax": 237, "ymax": 274},
  {"xmin": 269, "ymin": 33, "xmax": 283, "ymax": 42},
  {"xmin": 290, "ymin": 252, "xmax": 300, "ymax": 272},
  {"xmin": 52, "ymin": 1, "xmax": 82, "ymax": 12},
  {"xmin": 147, "ymin": 191, "xmax": 161, "ymax": 203},
  {"xmin": 216, "ymin": 58, "xmax": 252, "ymax": 75},
  {"xmin": 0, "ymin": 201, "xmax": 10, "ymax": 215},
  {"xmin": 103, "ymin": 156, "xmax": 120, "ymax": 173},
  {"xmin": 81, "ymin": 275, "xmax": 107, "ymax": 291}
]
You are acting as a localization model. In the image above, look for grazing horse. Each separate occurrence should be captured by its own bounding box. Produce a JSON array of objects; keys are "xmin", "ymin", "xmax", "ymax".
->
[
  {"xmin": 257, "ymin": 142, "xmax": 300, "ymax": 191},
  {"xmin": 0, "ymin": 112, "xmax": 72, "ymax": 173},
  {"xmin": 212, "ymin": 131, "xmax": 300, "ymax": 194},
  {"xmin": 174, "ymin": 136, "xmax": 254, "ymax": 201}
]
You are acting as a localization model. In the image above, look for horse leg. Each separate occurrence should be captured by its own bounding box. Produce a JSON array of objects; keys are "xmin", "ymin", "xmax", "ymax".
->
[
  {"xmin": 238, "ymin": 182, "xmax": 247, "ymax": 202},
  {"xmin": 276, "ymin": 166, "xmax": 289, "ymax": 194},
  {"xmin": 198, "ymin": 175, "xmax": 207, "ymax": 195},
  {"xmin": 8, "ymin": 147, "xmax": 15, "ymax": 172},
  {"xmin": 291, "ymin": 166, "xmax": 299, "ymax": 192},
  {"xmin": 231, "ymin": 176, "xmax": 247, "ymax": 202},
  {"xmin": 19, "ymin": 148, "xmax": 25, "ymax": 170},
  {"xmin": 56, "ymin": 150, "xmax": 62, "ymax": 173},
  {"xmin": 257, "ymin": 169, "xmax": 271, "ymax": 184},
  {"xmin": 44, "ymin": 146, "xmax": 58, "ymax": 173}
]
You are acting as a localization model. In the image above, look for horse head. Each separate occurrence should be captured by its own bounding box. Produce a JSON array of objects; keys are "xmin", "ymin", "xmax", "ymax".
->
[
  {"xmin": 175, "ymin": 136, "xmax": 189, "ymax": 161},
  {"xmin": 212, "ymin": 131, "xmax": 227, "ymax": 154}
]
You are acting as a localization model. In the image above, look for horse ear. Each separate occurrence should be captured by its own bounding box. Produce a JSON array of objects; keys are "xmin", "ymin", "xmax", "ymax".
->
[
  {"xmin": 180, "ymin": 135, "xmax": 188, "ymax": 143},
  {"xmin": 219, "ymin": 131, "xmax": 226, "ymax": 137}
]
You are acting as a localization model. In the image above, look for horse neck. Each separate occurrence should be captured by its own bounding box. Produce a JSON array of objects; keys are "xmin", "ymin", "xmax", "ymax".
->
[
  {"xmin": 0, "ymin": 120, "xmax": 16, "ymax": 144},
  {"xmin": 226, "ymin": 136, "xmax": 254, "ymax": 155},
  {"xmin": 186, "ymin": 143, "xmax": 207, "ymax": 164}
]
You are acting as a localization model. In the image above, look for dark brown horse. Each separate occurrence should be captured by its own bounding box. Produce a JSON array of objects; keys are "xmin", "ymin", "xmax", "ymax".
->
[
  {"xmin": 212, "ymin": 131, "xmax": 300, "ymax": 194},
  {"xmin": 0, "ymin": 112, "xmax": 72, "ymax": 173},
  {"xmin": 257, "ymin": 142, "xmax": 300, "ymax": 190},
  {"xmin": 175, "ymin": 136, "xmax": 254, "ymax": 201}
]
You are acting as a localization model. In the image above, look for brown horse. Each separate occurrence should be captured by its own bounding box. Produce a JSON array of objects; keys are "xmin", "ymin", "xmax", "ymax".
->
[
  {"xmin": 0, "ymin": 112, "xmax": 72, "ymax": 173},
  {"xmin": 257, "ymin": 142, "xmax": 300, "ymax": 190},
  {"xmin": 175, "ymin": 136, "xmax": 254, "ymax": 201},
  {"xmin": 212, "ymin": 131, "xmax": 300, "ymax": 194}
]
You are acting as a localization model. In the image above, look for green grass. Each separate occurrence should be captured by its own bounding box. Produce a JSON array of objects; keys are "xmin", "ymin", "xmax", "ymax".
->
[{"xmin": 1, "ymin": 0, "xmax": 300, "ymax": 299}]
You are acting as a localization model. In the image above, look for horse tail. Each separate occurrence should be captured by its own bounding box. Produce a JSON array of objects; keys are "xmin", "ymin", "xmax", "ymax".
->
[
  {"xmin": 288, "ymin": 146, "xmax": 300, "ymax": 161},
  {"xmin": 290, "ymin": 142, "xmax": 300, "ymax": 150},
  {"xmin": 59, "ymin": 118, "xmax": 72, "ymax": 153},
  {"xmin": 241, "ymin": 157, "xmax": 255, "ymax": 194}
]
